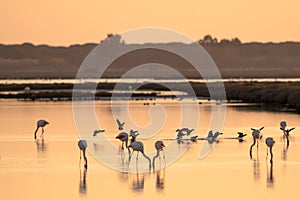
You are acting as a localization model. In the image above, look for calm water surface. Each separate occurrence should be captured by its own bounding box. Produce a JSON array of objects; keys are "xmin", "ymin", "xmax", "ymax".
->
[{"xmin": 0, "ymin": 100, "xmax": 299, "ymax": 200}]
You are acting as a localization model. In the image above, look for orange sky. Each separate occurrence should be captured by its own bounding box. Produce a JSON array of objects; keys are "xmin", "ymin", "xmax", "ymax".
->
[{"xmin": 1, "ymin": 0, "xmax": 300, "ymax": 45}]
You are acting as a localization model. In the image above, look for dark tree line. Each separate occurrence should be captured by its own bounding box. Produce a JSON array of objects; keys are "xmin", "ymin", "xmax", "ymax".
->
[{"xmin": 198, "ymin": 34, "xmax": 242, "ymax": 45}]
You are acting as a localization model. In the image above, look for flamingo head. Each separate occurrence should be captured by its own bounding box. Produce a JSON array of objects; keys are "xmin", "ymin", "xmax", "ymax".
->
[{"xmin": 280, "ymin": 121, "xmax": 287, "ymax": 129}]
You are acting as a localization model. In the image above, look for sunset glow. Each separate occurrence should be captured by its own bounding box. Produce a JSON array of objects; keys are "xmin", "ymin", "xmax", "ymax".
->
[{"xmin": 1, "ymin": 0, "xmax": 300, "ymax": 45}]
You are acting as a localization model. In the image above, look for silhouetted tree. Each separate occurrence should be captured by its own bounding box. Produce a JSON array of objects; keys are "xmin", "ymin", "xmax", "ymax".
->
[
  {"xmin": 199, "ymin": 35, "xmax": 218, "ymax": 44},
  {"xmin": 219, "ymin": 39, "xmax": 231, "ymax": 45},
  {"xmin": 231, "ymin": 37, "xmax": 242, "ymax": 45}
]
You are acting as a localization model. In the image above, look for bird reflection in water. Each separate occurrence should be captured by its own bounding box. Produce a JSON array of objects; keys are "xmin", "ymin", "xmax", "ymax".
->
[
  {"xmin": 266, "ymin": 163, "xmax": 275, "ymax": 188},
  {"xmin": 35, "ymin": 137, "xmax": 47, "ymax": 153},
  {"xmin": 131, "ymin": 172, "xmax": 145, "ymax": 192},
  {"xmin": 253, "ymin": 155, "xmax": 260, "ymax": 181},
  {"xmin": 282, "ymin": 143, "xmax": 288, "ymax": 161},
  {"xmin": 79, "ymin": 168, "xmax": 87, "ymax": 195},
  {"xmin": 119, "ymin": 172, "xmax": 129, "ymax": 183},
  {"xmin": 155, "ymin": 168, "xmax": 166, "ymax": 193}
]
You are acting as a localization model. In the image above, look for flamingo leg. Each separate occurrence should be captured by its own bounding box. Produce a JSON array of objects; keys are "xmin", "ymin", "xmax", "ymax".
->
[
  {"xmin": 162, "ymin": 150, "xmax": 166, "ymax": 166},
  {"xmin": 40, "ymin": 127, "xmax": 44, "ymax": 138},
  {"xmin": 128, "ymin": 151, "xmax": 134, "ymax": 165}
]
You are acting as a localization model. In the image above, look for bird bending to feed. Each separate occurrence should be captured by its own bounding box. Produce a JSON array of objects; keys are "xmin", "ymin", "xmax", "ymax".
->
[
  {"xmin": 279, "ymin": 121, "xmax": 295, "ymax": 147},
  {"xmin": 249, "ymin": 127, "xmax": 264, "ymax": 159},
  {"xmin": 128, "ymin": 141, "xmax": 151, "ymax": 170},
  {"xmin": 116, "ymin": 119, "xmax": 125, "ymax": 130},
  {"xmin": 93, "ymin": 129, "xmax": 105, "ymax": 136},
  {"xmin": 152, "ymin": 140, "xmax": 165, "ymax": 170},
  {"xmin": 78, "ymin": 140, "xmax": 88, "ymax": 169},
  {"xmin": 129, "ymin": 129, "xmax": 139, "ymax": 143},
  {"xmin": 265, "ymin": 137, "xmax": 275, "ymax": 163},
  {"xmin": 116, "ymin": 132, "xmax": 130, "ymax": 154},
  {"xmin": 34, "ymin": 119, "xmax": 49, "ymax": 140}
]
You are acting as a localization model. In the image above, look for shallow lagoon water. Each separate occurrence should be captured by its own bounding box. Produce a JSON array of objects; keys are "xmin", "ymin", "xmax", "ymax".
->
[{"xmin": 0, "ymin": 99, "xmax": 300, "ymax": 200}]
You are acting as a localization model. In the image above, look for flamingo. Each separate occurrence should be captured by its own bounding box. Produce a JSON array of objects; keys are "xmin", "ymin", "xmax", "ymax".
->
[
  {"xmin": 93, "ymin": 129, "xmax": 105, "ymax": 136},
  {"xmin": 179, "ymin": 128, "xmax": 194, "ymax": 136},
  {"xmin": 152, "ymin": 140, "xmax": 165, "ymax": 170},
  {"xmin": 129, "ymin": 129, "xmax": 139, "ymax": 143},
  {"xmin": 237, "ymin": 132, "xmax": 247, "ymax": 139},
  {"xmin": 207, "ymin": 131, "xmax": 223, "ymax": 144},
  {"xmin": 34, "ymin": 119, "xmax": 49, "ymax": 140},
  {"xmin": 237, "ymin": 132, "xmax": 247, "ymax": 142},
  {"xmin": 207, "ymin": 130, "xmax": 214, "ymax": 139},
  {"xmin": 249, "ymin": 127, "xmax": 264, "ymax": 159},
  {"xmin": 116, "ymin": 119, "xmax": 125, "ymax": 130},
  {"xmin": 175, "ymin": 129, "xmax": 186, "ymax": 139},
  {"xmin": 280, "ymin": 121, "xmax": 295, "ymax": 147},
  {"xmin": 190, "ymin": 135, "xmax": 198, "ymax": 142},
  {"xmin": 115, "ymin": 132, "xmax": 131, "ymax": 154},
  {"xmin": 78, "ymin": 140, "xmax": 88, "ymax": 169},
  {"xmin": 266, "ymin": 137, "xmax": 275, "ymax": 163},
  {"xmin": 128, "ymin": 141, "xmax": 151, "ymax": 170}
]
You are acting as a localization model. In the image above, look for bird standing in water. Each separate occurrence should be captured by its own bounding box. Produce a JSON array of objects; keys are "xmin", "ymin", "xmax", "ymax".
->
[
  {"xmin": 266, "ymin": 137, "xmax": 275, "ymax": 163},
  {"xmin": 280, "ymin": 121, "xmax": 295, "ymax": 147},
  {"xmin": 152, "ymin": 140, "xmax": 165, "ymax": 170},
  {"xmin": 249, "ymin": 127, "xmax": 264, "ymax": 159},
  {"xmin": 128, "ymin": 141, "xmax": 151, "ymax": 170},
  {"xmin": 78, "ymin": 140, "xmax": 88, "ymax": 169},
  {"xmin": 129, "ymin": 129, "xmax": 139, "ymax": 143},
  {"xmin": 116, "ymin": 132, "xmax": 131, "ymax": 155},
  {"xmin": 34, "ymin": 119, "xmax": 49, "ymax": 140}
]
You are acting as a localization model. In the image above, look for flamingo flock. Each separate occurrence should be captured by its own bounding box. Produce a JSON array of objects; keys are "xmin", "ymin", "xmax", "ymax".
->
[{"xmin": 33, "ymin": 118, "xmax": 296, "ymax": 170}]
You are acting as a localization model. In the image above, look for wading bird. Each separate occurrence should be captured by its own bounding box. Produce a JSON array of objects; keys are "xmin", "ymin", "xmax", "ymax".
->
[
  {"xmin": 190, "ymin": 135, "xmax": 198, "ymax": 142},
  {"xmin": 266, "ymin": 137, "xmax": 275, "ymax": 163},
  {"xmin": 237, "ymin": 132, "xmax": 247, "ymax": 139},
  {"xmin": 93, "ymin": 129, "xmax": 105, "ymax": 136},
  {"xmin": 152, "ymin": 140, "xmax": 165, "ymax": 170},
  {"xmin": 249, "ymin": 127, "xmax": 264, "ymax": 159},
  {"xmin": 129, "ymin": 129, "xmax": 139, "ymax": 143},
  {"xmin": 180, "ymin": 128, "xmax": 194, "ymax": 136},
  {"xmin": 34, "ymin": 119, "xmax": 49, "ymax": 140},
  {"xmin": 116, "ymin": 119, "xmax": 125, "ymax": 130},
  {"xmin": 207, "ymin": 131, "xmax": 223, "ymax": 144},
  {"xmin": 128, "ymin": 141, "xmax": 151, "ymax": 170},
  {"xmin": 116, "ymin": 132, "xmax": 130, "ymax": 154},
  {"xmin": 175, "ymin": 129, "xmax": 186, "ymax": 139},
  {"xmin": 78, "ymin": 140, "xmax": 88, "ymax": 169},
  {"xmin": 280, "ymin": 121, "xmax": 295, "ymax": 147}
]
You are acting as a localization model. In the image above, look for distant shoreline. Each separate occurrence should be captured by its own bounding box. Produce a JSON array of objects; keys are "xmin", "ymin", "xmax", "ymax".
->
[
  {"xmin": 0, "ymin": 81, "xmax": 299, "ymax": 114},
  {"xmin": 1, "ymin": 42, "xmax": 300, "ymax": 79}
]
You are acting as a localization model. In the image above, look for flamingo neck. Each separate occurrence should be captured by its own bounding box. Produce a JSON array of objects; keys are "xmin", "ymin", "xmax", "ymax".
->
[
  {"xmin": 83, "ymin": 149, "xmax": 88, "ymax": 168},
  {"xmin": 270, "ymin": 147, "xmax": 273, "ymax": 163},
  {"xmin": 251, "ymin": 137, "xmax": 257, "ymax": 147},
  {"xmin": 142, "ymin": 152, "xmax": 151, "ymax": 170}
]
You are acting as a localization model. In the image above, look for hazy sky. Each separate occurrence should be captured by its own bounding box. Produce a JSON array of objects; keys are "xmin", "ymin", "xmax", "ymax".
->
[{"xmin": 1, "ymin": 0, "xmax": 300, "ymax": 45}]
